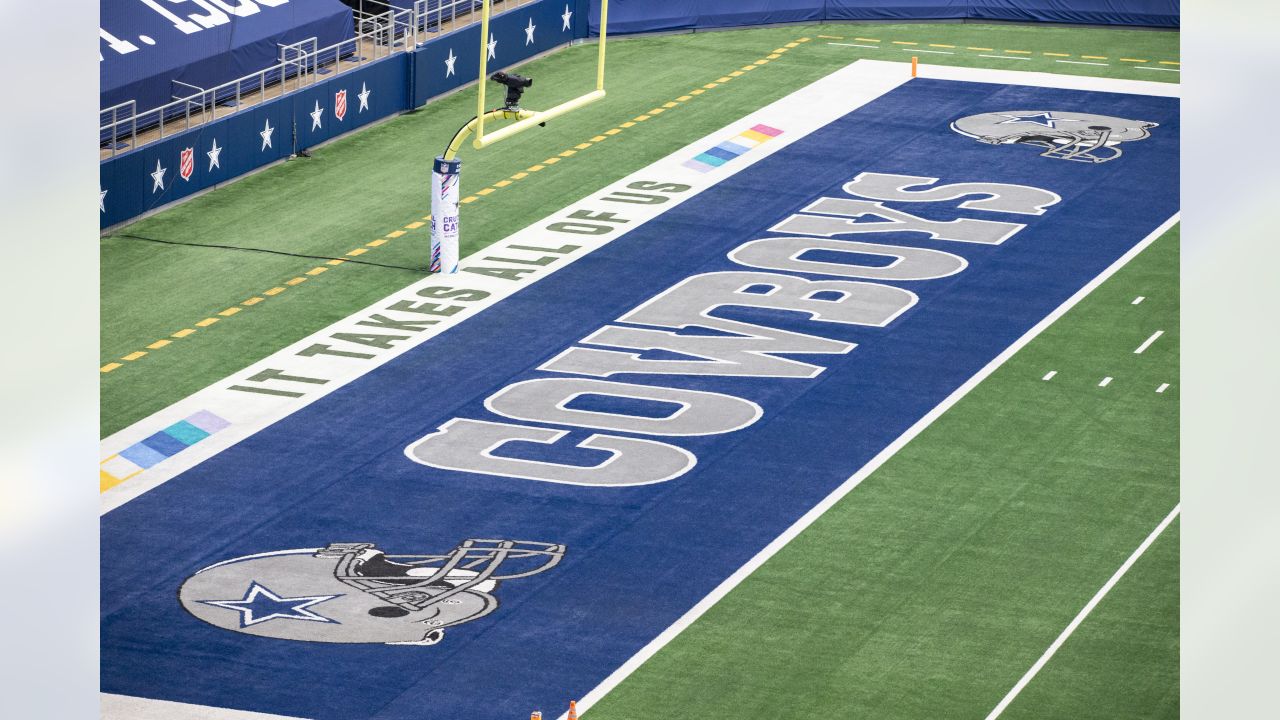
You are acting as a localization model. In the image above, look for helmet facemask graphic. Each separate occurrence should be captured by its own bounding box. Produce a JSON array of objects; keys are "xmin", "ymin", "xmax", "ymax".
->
[
  {"xmin": 951, "ymin": 111, "xmax": 1157, "ymax": 163},
  {"xmin": 179, "ymin": 539, "xmax": 566, "ymax": 646}
]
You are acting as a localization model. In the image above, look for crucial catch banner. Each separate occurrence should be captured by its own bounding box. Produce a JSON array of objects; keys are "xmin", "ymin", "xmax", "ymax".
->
[{"xmin": 101, "ymin": 61, "xmax": 1179, "ymax": 719}]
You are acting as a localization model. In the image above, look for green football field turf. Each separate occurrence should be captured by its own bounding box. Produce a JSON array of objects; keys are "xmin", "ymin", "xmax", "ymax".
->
[
  {"xmin": 585, "ymin": 227, "xmax": 1179, "ymax": 720},
  {"xmin": 100, "ymin": 20, "xmax": 1179, "ymax": 718},
  {"xmin": 100, "ymin": 21, "xmax": 1179, "ymax": 438}
]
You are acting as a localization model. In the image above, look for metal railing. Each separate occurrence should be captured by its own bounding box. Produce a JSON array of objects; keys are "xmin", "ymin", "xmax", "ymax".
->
[{"xmin": 100, "ymin": 0, "xmax": 534, "ymax": 158}]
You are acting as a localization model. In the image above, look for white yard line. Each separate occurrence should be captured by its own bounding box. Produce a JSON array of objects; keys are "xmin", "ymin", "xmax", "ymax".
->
[
  {"xmin": 980, "ymin": 54, "xmax": 1030, "ymax": 61},
  {"xmin": 1134, "ymin": 330, "xmax": 1165, "ymax": 354},
  {"xmin": 1156, "ymin": 383, "xmax": 1170, "ymax": 393},
  {"xmin": 1132, "ymin": 296, "xmax": 1145, "ymax": 305},
  {"xmin": 561, "ymin": 212, "xmax": 1180, "ymax": 720},
  {"xmin": 1137, "ymin": 66, "xmax": 1180, "ymax": 72},
  {"xmin": 983, "ymin": 504, "xmax": 1181, "ymax": 720},
  {"xmin": 1098, "ymin": 376, "xmax": 1113, "ymax": 387},
  {"xmin": 1057, "ymin": 60, "xmax": 1109, "ymax": 67},
  {"xmin": 828, "ymin": 42, "xmax": 880, "ymax": 49},
  {"xmin": 1042, "ymin": 371, "xmax": 1057, "ymax": 381}
]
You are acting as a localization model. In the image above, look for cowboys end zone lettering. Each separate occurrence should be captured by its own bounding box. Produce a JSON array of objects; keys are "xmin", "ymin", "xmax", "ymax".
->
[
  {"xmin": 101, "ymin": 72, "xmax": 1177, "ymax": 720},
  {"xmin": 406, "ymin": 172, "xmax": 1061, "ymax": 486}
]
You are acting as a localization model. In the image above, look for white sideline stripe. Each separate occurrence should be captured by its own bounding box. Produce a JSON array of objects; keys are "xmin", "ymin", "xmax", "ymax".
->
[
  {"xmin": 983, "ymin": 503, "xmax": 1181, "ymax": 720},
  {"xmin": 828, "ymin": 42, "xmax": 879, "ymax": 49},
  {"xmin": 1132, "ymin": 295, "xmax": 1145, "ymax": 305},
  {"xmin": 1137, "ymin": 66, "xmax": 1180, "ymax": 72},
  {"xmin": 561, "ymin": 212, "xmax": 1181, "ymax": 719},
  {"xmin": 1098, "ymin": 376, "xmax": 1113, "ymax": 387},
  {"xmin": 980, "ymin": 54, "xmax": 1030, "ymax": 61},
  {"xmin": 1156, "ymin": 383, "xmax": 1170, "ymax": 393},
  {"xmin": 1041, "ymin": 371, "xmax": 1057, "ymax": 381},
  {"xmin": 1134, "ymin": 330, "xmax": 1164, "ymax": 354},
  {"xmin": 909, "ymin": 49, "xmax": 955, "ymax": 55},
  {"xmin": 102, "ymin": 694, "xmax": 309, "ymax": 720},
  {"xmin": 1057, "ymin": 60, "xmax": 1109, "ymax": 67}
]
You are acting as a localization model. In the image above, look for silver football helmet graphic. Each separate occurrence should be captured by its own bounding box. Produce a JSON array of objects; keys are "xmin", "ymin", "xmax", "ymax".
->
[
  {"xmin": 179, "ymin": 539, "xmax": 565, "ymax": 645},
  {"xmin": 951, "ymin": 111, "xmax": 1157, "ymax": 163}
]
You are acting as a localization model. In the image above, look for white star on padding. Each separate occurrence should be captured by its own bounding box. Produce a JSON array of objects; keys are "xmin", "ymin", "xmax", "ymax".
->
[
  {"xmin": 562, "ymin": 4, "xmax": 573, "ymax": 31},
  {"xmin": 487, "ymin": 33, "xmax": 497, "ymax": 60},
  {"xmin": 207, "ymin": 138, "xmax": 222, "ymax": 171},
  {"xmin": 358, "ymin": 82, "xmax": 371, "ymax": 112},
  {"xmin": 524, "ymin": 18, "xmax": 536, "ymax": 45},
  {"xmin": 100, "ymin": 189, "xmax": 107, "ymax": 213},
  {"xmin": 310, "ymin": 100, "xmax": 324, "ymax": 130},
  {"xmin": 150, "ymin": 160, "xmax": 166, "ymax": 193},
  {"xmin": 444, "ymin": 48, "xmax": 457, "ymax": 77},
  {"xmin": 260, "ymin": 119, "xmax": 274, "ymax": 150}
]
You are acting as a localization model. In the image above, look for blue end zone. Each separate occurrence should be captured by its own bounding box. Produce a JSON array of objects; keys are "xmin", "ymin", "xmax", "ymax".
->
[{"xmin": 102, "ymin": 78, "xmax": 1178, "ymax": 719}]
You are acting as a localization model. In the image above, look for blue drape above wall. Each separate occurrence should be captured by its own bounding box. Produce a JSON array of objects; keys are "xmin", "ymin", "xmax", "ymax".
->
[{"xmin": 589, "ymin": 0, "xmax": 1180, "ymax": 33}]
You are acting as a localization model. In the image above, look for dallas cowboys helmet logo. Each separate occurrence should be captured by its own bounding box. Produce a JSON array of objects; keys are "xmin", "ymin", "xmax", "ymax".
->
[
  {"xmin": 180, "ymin": 539, "xmax": 565, "ymax": 645},
  {"xmin": 951, "ymin": 111, "xmax": 1157, "ymax": 163}
]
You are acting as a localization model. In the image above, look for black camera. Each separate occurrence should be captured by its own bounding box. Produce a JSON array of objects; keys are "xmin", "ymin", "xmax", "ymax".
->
[{"xmin": 490, "ymin": 71, "xmax": 533, "ymax": 110}]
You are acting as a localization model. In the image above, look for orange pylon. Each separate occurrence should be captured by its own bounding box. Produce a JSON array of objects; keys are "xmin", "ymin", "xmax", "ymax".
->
[
  {"xmin": 531, "ymin": 712, "xmax": 542, "ymax": 720},
  {"xmin": 568, "ymin": 700, "xmax": 579, "ymax": 720}
]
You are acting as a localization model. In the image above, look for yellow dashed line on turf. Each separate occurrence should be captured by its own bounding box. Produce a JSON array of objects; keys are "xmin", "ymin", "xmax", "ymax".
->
[
  {"xmin": 1160, "ymin": 60, "xmax": 1180, "ymax": 66},
  {"xmin": 1119, "ymin": 58, "xmax": 1148, "ymax": 63},
  {"xmin": 1082, "ymin": 55, "xmax": 1108, "ymax": 60},
  {"xmin": 1043, "ymin": 52, "xmax": 1070, "ymax": 57},
  {"xmin": 930, "ymin": 43, "xmax": 955, "ymax": 48},
  {"xmin": 817, "ymin": 34, "xmax": 843, "ymax": 40},
  {"xmin": 854, "ymin": 37, "xmax": 879, "ymax": 42},
  {"xmin": 892, "ymin": 41, "xmax": 917, "ymax": 46},
  {"xmin": 968, "ymin": 46, "xmax": 995, "ymax": 51},
  {"xmin": 103, "ymin": 37, "xmax": 809, "ymax": 375},
  {"xmin": 1005, "ymin": 49, "xmax": 1032, "ymax": 54}
]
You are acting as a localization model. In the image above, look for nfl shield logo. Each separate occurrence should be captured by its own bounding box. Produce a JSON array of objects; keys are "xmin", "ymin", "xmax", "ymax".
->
[
  {"xmin": 179, "ymin": 147, "xmax": 194, "ymax": 181},
  {"xmin": 335, "ymin": 89, "xmax": 348, "ymax": 121}
]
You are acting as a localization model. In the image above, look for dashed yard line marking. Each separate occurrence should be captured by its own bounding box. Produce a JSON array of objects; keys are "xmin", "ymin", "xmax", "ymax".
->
[
  {"xmin": 968, "ymin": 46, "xmax": 995, "ymax": 51},
  {"xmin": 1156, "ymin": 383, "xmax": 1170, "ymax": 393},
  {"xmin": 854, "ymin": 37, "xmax": 880, "ymax": 43},
  {"xmin": 1138, "ymin": 66, "xmax": 1180, "ymax": 73},
  {"xmin": 195, "ymin": 317, "xmax": 219, "ymax": 327},
  {"xmin": 1134, "ymin": 330, "xmax": 1164, "ymax": 354},
  {"xmin": 1098, "ymin": 376, "xmax": 1113, "ymax": 387},
  {"xmin": 404, "ymin": 221, "xmax": 425, "ymax": 229},
  {"xmin": 1058, "ymin": 60, "xmax": 1109, "ymax": 67},
  {"xmin": 1004, "ymin": 49, "xmax": 1032, "ymax": 55},
  {"xmin": 911, "ymin": 49, "xmax": 954, "ymax": 55},
  {"xmin": 101, "ymin": 362, "xmax": 122, "ymax": 373},
  {"xmin": 146, "ymin": 340, "xmax": 171, "ymax": 349},
  {"xmin": 984, "ymin": 505, "xmax": 1181, "ymax": 720},
  {"xmin": 1082, "ymin": 55, "xmax": 1108, "ymax": 60},
  {"xmin": 829, "ymin": 43, "xmax": 879, "ymax": 49},
  {"xmin": 1132, "ymin": 296, "xmax": 1145, "ymax": 305},
  {"xmin": 929, "ymin": 43, "xmax": 956, "ymax": 48},
  {"xmin": 981, "ymin": 54, "xmax": 1030, "ymax": 61},
  {"xmin": 122, "ymin": 351, "xmax": 147, "ymax": 361},
  {"xmin": 817, "ymin": 34, "xmax": 843, "ymax": 40},
  {"xmin": 892, "ymin": 40, "xmax": 918, "ymax": 46},
  {"xmin": 1119, "ymin": 58, "xmax": 1148, "ymax": 63},
  {"xmin": 1159, "ymin": 61, "xmax": 1181, "ymax": 66},
  {"xmin": 1043, "ymin": 52, "xmax": 1070, "ymax": 57},
  {"xmin": 1042, "ymin": 371, "xmax": 1057, "ymax": 381},
  {"xmin": 285, "ymin": 276, "xmax": 307, "ymax": 285},
  {"xmin": 385, "ymin": 230, "xmax": 406, "ymax": 238},
  {"xmin": 171, "ymin": 328, "xmax": 196, "ymax": 338},
  {"xmin": 217, "ymin": 306, "xmax": 242, "ymax": 316}
]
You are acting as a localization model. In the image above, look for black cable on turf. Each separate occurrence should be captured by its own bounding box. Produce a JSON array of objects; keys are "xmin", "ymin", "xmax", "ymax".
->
[{"xmin": 109, "ymin": 233, "xmax": 429, "ymax": 273}]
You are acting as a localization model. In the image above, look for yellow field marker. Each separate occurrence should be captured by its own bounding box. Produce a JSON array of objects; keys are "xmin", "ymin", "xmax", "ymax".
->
[
  {"xmin": 386, "ymin": 230, "xmax": 406, "ymax": 238},
  {"xmin": 728, "ymin": 71, "xmax": 744, "ymax": 77},
  {"xmin": 242, "ymin": 296, "xmax": 265, "ymax": 305},
  {"xmin": 1082, "ymin": 55, "xmax": 1107, "ymax": 60},
  {"xmin": 785, "ymin": 42, "xmax": 800, "ymax": 48},
  {"xmin": 100, "ymin": 362, "xmax": 122, "ymax": 373},
  {"xmin": 1119, "ymin": 58, "xmax": 1148, "ymax": 63},
  {"xmin": 1005, "ymin": 49, "xmax": 1032, "ymax": 55},
  {"xmin": 122, "ymin": 351, "xmax": 147, "ymax": 361},
  {"xmin": 766, "ymin": 53, "xmax": 781, "ymax": 59},
  {"xmin": 773, "ymin": 47, "xmax": 789, "ymax": 53},
  {"xmin": 817, "ymin": 34, "xmax": 843, "ymax": 40},
  {"xmin": 968, "ymin": 46, "xmax": 995, "ymax": 51},
  {"xmin": 366, "ymin": 238, "xmax": 387, "ymax": 247},
  {"xmin": 605, "ymin": 128, "xmax": 622, "ymax": 135},
  {"xmin": 527, "ymin": 164, "xmax": 546, "ymax": 172},
  {"xmin": 797, "ymin": 37, "xmax": 810, "ymax": 42},
  {"xmin": 590, "ymin": 134, "xmax": 608, "ymax": 141},
  {"xmin": 753, "ymin": 59, "xmax": 769, "ymax": 66},
  {"xmin": 344, "ymin": 248, "xmax": 366, "ymax": 257},
  {"xmin": 218, "ymin": 306, "xmax": 242, "ymax": 316},
  {"xmin": 475, "ymin": 187, "xmax": 495, "ymax": 196},
  {"xmin": 893, "ymin": 41, "xmax": 918, "ymax": 46},
  {"xmin": 1043, "ymin": 52, "xmax": 1070, "ymax": 57},
  {"xmin": 264, "ymin": 285, "xmax": 288, "ymax": 294},
  {"xmin": 662, "ymin": 101, "xmax": 679, "ymax": 108},
  {"xmin": 650, "ymin": 106, "xmax": 667, "ymax": 113},
  {"xmin": 1159, "ymin": 60, "xmax": 1180, "ymax": 66},
  {"xmin": 854, "ymin": 37, "xmax": 879, "ymax": 42},
  {"xmin": 325, "ymin": 259, "xmax": 345, "ymax": 267},
  {"xmin": 544, "ymin": 157, "xmax": 561, "ymax": 165},
  {"xmin": 688, "ymin": 90, "xmax": 704, "ymax": 97},
  {"xmin": 172, "ymin": 328, "xmax": 197, "ymax": 337},
  {"xmin": 304, "ymin": 267, "xmax": 327, "ymax": 277},
  {"xmin": 716, "ymin": 76, "xmax": 732, "ymax": 82},
  {"xmin": 929, "ymin": 43, "xmax": 955, "ymax": 48},
  {"xmin": 286, "ymin": 276, "xmax": 308, "ymax": 286},
  {"xmin": 676, "ymin": 95, "xmax": 693, "ymax": 101},
  {"xmin": 559, "ymin": 149, "xmax": 577, "ymax": 157},
  {"xmin": 511, "ymin": 171, "xmax": 529, "ymax": 179},
  {"xmin": 404, "ymin": 221, "xmax": 425, "ymax": 229},
  {"xmin": 147, "ymin": 340, "xmax": 171, "ymax": 350},
  {"xmin": 494, "ymin": 179, "xmax": 513, "ymax": 187},
  {"xmin": 196, "ymin": 317, "xmax": 220, "ymax": 327}
]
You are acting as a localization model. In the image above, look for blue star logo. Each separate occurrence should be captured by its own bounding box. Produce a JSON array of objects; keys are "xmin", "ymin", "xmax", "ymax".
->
[
  {"xmin": 996, "ymin": 112, "xmax": 1058, "ymax": 129},
  {"xmin": 200, "ymin": 582, "xmax": 341, "ymax": 628}
]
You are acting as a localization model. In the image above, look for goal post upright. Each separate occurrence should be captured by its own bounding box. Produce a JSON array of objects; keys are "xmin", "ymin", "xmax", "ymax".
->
[{"xmin": 430, "ymin": 0, "xmax": 610, "ymax": 273}]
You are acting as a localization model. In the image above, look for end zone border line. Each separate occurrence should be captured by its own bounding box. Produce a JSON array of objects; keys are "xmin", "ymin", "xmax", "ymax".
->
[{"xmin": 563, "ymin": 212, "xmax": 1180, "ymax": 720}]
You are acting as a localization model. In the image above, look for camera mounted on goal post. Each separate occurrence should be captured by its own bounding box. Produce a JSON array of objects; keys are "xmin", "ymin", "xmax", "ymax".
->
[{"xmin": 428, "ymin": 0, "xmax": 610, "ymax": 274}]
